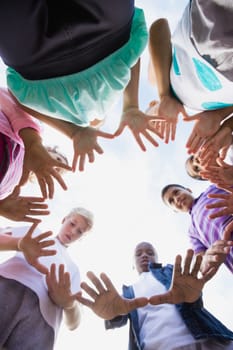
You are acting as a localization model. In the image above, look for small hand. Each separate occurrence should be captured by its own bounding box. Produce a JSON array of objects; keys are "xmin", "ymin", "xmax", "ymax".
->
[
  {"xmin": 198, "ymin": 126, "xmax": 232, "ymax": 167},
  {"xmin": 155, "ymin": 95, "xmax": 188, "ymax": 143},
  {"xmin": 114, "ymin": 108, "xmax": 164, "ymax": 151},
  {"xmin": 200, "ymin": 240, "xmax": 233, "ymax": 276},
  {"xmin": 0, "ymin": 186, "xmax": 50, "ymax": 223},
  {"xmin": 77, "ymin": 271, "xmax": 148, "ymax": 320},
  {"xmin": 19, "ymin": 222, "xmax": 56, "ymax": 274},
  {"xmin": 20, "ymin": 141, "xmax": 72, "ymax": 199},
  {"xmin": 46, "ymin": 264, "xmax": 81, "ymax": 308},
  {"xmin": 149, "ymin": 250, "xmax": 215, "ymax": 306},
  {"xmin": 184, "ymin": 110, "xmax": 222, "ymax": 154},
  {"xmin": 71, "ymin": 126, "xmax": 114, "ymax": 172},
  {"xmin": 206, "ymin": 187, "xmax": 233, "ymax": 218}
]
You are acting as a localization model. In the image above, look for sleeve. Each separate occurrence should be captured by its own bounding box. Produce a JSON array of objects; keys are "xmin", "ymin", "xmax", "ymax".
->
[
  {"xmin": 104, "ymin": 314, "xmax": 129, "ymax": 330},
  {"xmin": 188, "ymin": 222, "xmax": 206, "ymax": 254},
  {"xmin": 0, "ymin": 87, "xmax": 42, "ymax": 136}
]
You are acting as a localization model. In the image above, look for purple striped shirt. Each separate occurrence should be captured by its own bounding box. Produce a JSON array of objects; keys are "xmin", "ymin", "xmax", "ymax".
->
[{"xmin": 189, "ymin": 184, "xmax": 233, "ymax": 273}]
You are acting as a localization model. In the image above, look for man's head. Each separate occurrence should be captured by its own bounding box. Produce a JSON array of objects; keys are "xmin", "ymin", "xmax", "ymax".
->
[
  {"xmin": 57, "ymin": 207, "xmax": 94, "ymax": 247},
  {"xmin": 161, "ymin": 184, "xmax": 195, "ymax": 213},
  {"xmin": 134, "ymin": 242, "xmax": 158, "ymax": 274}
]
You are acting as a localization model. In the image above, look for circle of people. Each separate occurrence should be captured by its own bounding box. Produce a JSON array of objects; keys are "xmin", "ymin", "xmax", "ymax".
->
[{"xmin": 0, "ymin": 1, "xmax": 233, "ymax": 349}]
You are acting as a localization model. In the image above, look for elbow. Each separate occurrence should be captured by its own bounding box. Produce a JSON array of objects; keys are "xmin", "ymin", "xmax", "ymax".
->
[{"xmin": 149, "ymin": 18, "xmax": 169, "ymax": 37}]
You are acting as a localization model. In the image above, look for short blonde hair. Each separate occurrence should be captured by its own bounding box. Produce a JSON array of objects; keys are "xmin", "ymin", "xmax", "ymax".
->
[{"xmin": 67, "ymin": 207, "xmax": 94, "ymax": 231}]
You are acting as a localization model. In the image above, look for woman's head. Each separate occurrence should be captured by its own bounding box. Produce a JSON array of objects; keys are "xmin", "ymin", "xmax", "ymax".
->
[{"xmin": 185, "ymin": 154, "xmax": 207, "ymax": 181}]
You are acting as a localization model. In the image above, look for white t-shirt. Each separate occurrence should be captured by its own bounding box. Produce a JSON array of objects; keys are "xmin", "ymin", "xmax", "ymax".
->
[
  {"xmin": 133, "ymin": 272, "xmax": 196, "ymax": 350},
  {"xmin": 0, "ymin": 226, "xmax": 81, "ymax": 339}
]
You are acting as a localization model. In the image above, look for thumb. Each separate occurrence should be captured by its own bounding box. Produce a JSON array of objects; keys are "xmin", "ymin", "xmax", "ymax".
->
[
  {"xmin": 114, "ymin": 123, "xmax": 125, "ymax": 137},
  {"xmin": 183, "ymin": 114, "xmax": 200, "ymax": 122},
  {"xmin": 19, "ymin": 168, "xmax": 30, "ymax": 186},
  {"xmin": 127, "ymin": 297, "xmax": 148, "ymax": 311},
  {"xmin": 223, "ymin": 222, "xmax": 233, "ymax": 241},
  {"xmin": 149, "ymin": 291, "xmax": 171, "ymax": 305}
]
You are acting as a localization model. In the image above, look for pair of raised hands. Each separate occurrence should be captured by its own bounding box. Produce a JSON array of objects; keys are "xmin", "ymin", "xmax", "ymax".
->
[{"xmin": 75, "ymin": 250, "xmax": 216, "ymax": 321}]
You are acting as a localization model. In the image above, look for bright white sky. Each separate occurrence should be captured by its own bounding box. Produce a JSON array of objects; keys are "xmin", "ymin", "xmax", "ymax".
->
[{"xmin": 0, "ymin": 0, "xmax": 232, "ymax": 349}]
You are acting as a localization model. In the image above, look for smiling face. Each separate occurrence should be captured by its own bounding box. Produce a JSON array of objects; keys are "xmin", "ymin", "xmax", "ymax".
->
[
  {"xmin": 134, "ymin": 242, "xmax": 157, "ymax": 274},
  {"xmin": 162, "ymin": 185, "xmax": 194, "ymax": 213},
  {"xmin": 57, "ymin": 213, "xmax": 90, "ymax": 247}
]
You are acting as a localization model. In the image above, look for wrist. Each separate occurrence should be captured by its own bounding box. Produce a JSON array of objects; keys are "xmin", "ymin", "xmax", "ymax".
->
[
  {"xmin": 17, "ymin": 238, "xmax": 23, "ymax": 251},
  {"xmin": 122, "ymin": 106, "xmax": 139, "ymax": 114}
]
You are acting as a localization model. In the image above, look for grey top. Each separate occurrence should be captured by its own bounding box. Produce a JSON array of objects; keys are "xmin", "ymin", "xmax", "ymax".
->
[{"xmin": 190, "ymin": 0, "xmax": 233, "ymax": 81}]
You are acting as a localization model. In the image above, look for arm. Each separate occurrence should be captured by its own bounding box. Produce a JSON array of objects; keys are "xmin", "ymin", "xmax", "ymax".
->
[
  {"xmin": 148, "ymin": 19, "xmax": 188, "ymax": 142},
  {"xmin": 46, "ymin": 264, "xmax": 82, "ymax": 330},
  {"xmin": 12, "ymin": 95, "xmax": 114, "ymax": 172}
]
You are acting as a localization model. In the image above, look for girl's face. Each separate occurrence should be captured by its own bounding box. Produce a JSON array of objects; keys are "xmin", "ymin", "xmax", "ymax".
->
[
  {"xmin": 186, "ymin": 155, "xmax": 203, "ymax": 179},
  {"xmin": 57, "ymin": 214, "xmax": 89, "ymax": 246}
]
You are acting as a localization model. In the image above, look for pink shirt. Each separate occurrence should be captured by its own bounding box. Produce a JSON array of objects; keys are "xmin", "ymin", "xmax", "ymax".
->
[{"xmin": 0, "ymin": 88, "xmax": 41, "ymax": 199}]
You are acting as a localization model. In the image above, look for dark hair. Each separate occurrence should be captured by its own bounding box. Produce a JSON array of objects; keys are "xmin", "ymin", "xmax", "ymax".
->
[
  {"xmin": 161, "ymin": 184, "xmax": 187, "ymax": 203},
  {"xmin": 185, "ymin": 155, "xmax": 207, "ymax": 181}
]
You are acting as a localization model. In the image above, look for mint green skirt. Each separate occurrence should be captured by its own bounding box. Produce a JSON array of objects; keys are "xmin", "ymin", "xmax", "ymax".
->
[{"xmin": 7, "ymin": 8, "xmax": 148, "ymax": 127}]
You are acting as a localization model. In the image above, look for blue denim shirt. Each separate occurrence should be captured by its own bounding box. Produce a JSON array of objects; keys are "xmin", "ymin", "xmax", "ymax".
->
[{"xmin": 105, "ymin": 263, "xmax": 233, "ymax": 350}]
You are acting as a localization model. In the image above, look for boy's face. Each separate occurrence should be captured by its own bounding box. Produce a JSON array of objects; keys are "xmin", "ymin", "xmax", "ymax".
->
[
  {"xmin": 134, "ymin": 242, "xmax": 157, "ymax": 274},
  {"xmin": 163, "ymin": 186, "xmax": 194, "ymax": 213},
  {"xmin": 57, "ymin": 214, "xmax": 89, "ymax": 246}
]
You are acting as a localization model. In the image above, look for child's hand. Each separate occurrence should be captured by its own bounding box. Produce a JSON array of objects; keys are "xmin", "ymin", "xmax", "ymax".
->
[
  {"xmin": 71, "ymin": 126, "xmax": 114, "ymax": 172},
  {"xmin": 46, "ymin": 264, "xmax": 80, "ymax": 309},
  {"xmin": 20, "ymin": 129, "xmax": 72, "ymax": 199},
  {"xmin": 155, "ymin": 95, "xmax": 187, "ymax": 143},
  {"xmin": 201, "ymin": 159, "xmax": 233, "ymax": 191},
  {"xmin": 185, "ymin": 110, "xmax": 223, "ymax": 155},
  {"xmin": 115, "ymin": 108, "xmax": 164, "ymax": 151},
  {"xmin": 198, "ymin": 126, "xmax": 232, "ymax": 167},
  {"xmin": 205, "ymin": 187, "xmax": 233, "ymax": 218},
  {"xmin": 18, "ymin": 222, "xmax": 56, "ymax": 274},
  {"xmin": 0, "ymin": 186, "xmax": 50, "ymax": 222}
]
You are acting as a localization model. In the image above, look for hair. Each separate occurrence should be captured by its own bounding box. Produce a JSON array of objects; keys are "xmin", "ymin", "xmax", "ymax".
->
[
  {"xmin": 67, "ymin": 207, "xmax": 94, "ymax": 231},
  {"xmin": 134, "ymin": 241, "xmax": 159, "ymax": 265},
  {"xmin": 161, "ymin": 184, "xmax": 188, "ymax": 203},
  {"xmin": 185, "ymin": 155, "xmax": 207, "ymax": 181}
]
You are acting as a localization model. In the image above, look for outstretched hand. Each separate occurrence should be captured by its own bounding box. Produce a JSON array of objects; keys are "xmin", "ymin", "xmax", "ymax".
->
[
  {"xmin": 114, "ymin": 108, "xmax": 164, "ymax": 151},
  {"xmin": 184, "ymin": 111, "xmax": 222, "ymax": 155},
  {"xmin": 46, "ymin": 264, "xmax": 81, "ymax": 309},
  {"xmin": 149, "ymin": 250, "xmax": 215, "ymax": 306},
  {"xmin": 77, "ymin": 271, "xmax": 148, "ymax": 320},
  {"xmin": 200, "ymin": 240, "xmax": 233, "ymax": 276},
  {"xmin": 19, "ymin": 130, "xmax": 72, "ymax": 199},
  {"xmin": 19, "ymin": 222, "xmax": 56, "ymax": 274},
  {"xmin": 71, "ymin": 126, "xmax": 114, "ymax": 172},
  {"xmin": 154, "ymin": 95, "xmax": 188, "ymax": 143},
  {"xmin": 0, "ymin": 186, "xmax": 50, "ymax": 223},
  {"xmin": 206, "ymin": 187, "xmax": 233, "ymax": 219}
]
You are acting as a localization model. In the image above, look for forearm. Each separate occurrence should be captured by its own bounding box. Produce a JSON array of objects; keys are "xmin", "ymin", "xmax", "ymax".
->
[
  {"xmin": 149, "ymin": 19, "xmax": 172, "ymax": 98},
  {"xmin": 63, "ymin": 302, "xmax": 81, "ymax": 330},
  {"xmin": 11, "ymin": 96, "xmax": 84, "ymax": 139},
  {"xmin": 221, "ymin": 114, "xmax": 233, "ymax": 131},
  {"xmin": 0, "ymin": 233, "xmax": 20, "ymax": 251},
  {"xmin": 123, "ymin": 59, "xmax": 140, "ymax": 112}
]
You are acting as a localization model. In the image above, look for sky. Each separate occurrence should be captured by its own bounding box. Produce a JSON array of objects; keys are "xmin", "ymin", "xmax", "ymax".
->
[{"xmin": 0, "ymin": 1, "xmax": 232, "ymax": 349}]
